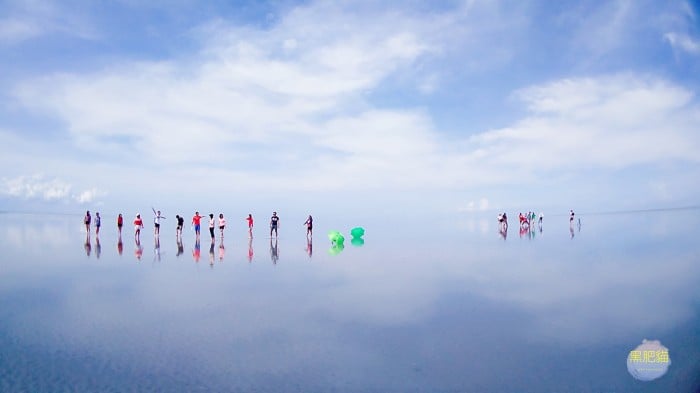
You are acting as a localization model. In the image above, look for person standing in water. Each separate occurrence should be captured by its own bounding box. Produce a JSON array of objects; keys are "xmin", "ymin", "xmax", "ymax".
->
[
  {"xmin": 134, "ymin": 214, "xmax": 144, "ymax": 242},
  {"xmin": 208, "ymin": 214, "xmax": 216, "ymax": 240},
  {"xmin": 153, "ymin": 209, "xmax": 165, "ymax": 236},
  {"xmin": 192, "ymin": 212, "xmax": 203, "ymax": 239},
  {"xmin": 176, "ymin": 215, "xmax": 185, "ymax": 238},
  {"xmin": 218, "ymin": 213, "xmax": 226, "ymax": 238},
  {"xmin": 569, "ymin": 210, "xmax": 575, "ymax": 225},
  {"xmin": 246, "ymin": 214, "xmax": 254, "ymax": 238},
  {"xmin": 95, "ymin": 212, "xmax": 101, "ymax": 236},
  {"xmin": 117, "ymin": 213, "xmax": 123, "ymax": 236},
  {"xmin": 84, "ymin": 210, "xmax": 91, "ymax": 235},
  {"xmin": 270, "ymin": 212, "xmax": 279, "ymax": 238},
  {"xmin": 304, "ymin": 215, "xmax": 313, "ymax": 237}
]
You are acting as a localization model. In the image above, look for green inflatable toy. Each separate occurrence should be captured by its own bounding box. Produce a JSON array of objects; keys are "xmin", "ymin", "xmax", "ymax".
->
[
  {"xmin": 328, "ymin": 230, "xmax": 344, "ymax": 245},
  {"xmin": 350, "ymin": 227, "xmax": 365, "ymax": 238}
]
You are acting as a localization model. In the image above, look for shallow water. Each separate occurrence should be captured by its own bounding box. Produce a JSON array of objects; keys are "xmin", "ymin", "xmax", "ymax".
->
[{"xmin": 0, "ymin": 209, "xmax": 699, "ymax": 392}]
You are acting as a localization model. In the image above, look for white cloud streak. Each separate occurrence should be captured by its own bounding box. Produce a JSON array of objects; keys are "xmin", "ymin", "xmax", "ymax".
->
[
  {"xmin": 0, "ymin": 0, "xmax": 97, "ymax": 45},
  {"xmin": 1, "ymin": 174, "xmax": 104, "ymax": 204},
  {"xmin": 664, "ymin": 32, "xmax": 700, "ymax": 55}
]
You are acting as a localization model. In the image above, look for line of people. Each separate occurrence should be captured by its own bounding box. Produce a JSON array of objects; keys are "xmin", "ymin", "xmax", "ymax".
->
[{"xmin": 84, "ymin": 210, "xmax": 315, "ymax": 241}]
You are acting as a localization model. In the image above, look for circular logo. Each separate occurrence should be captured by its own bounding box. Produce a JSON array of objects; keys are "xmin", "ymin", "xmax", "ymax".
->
[{"xmin": 627, "ymin": 339, "xmax": 671, "ymax": 381}]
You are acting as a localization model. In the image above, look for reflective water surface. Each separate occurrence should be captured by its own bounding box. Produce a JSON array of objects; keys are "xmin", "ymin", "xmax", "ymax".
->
[{"xmin": 1, "ymin": 209, "xmax": 699, "ymax": 392}]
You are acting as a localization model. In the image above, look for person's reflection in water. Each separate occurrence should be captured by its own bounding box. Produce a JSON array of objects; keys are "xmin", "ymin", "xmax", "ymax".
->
[
  {"xmin": 247, "ymin": 237, "xmax": 254, "ymax": 263},
  {"xmin": 193, "ymin": 238, "xmax": 201, "ymax": 263},
  {"xmin": 519, "ymin": 225, "xmax": 529, "ymax": 238},
  {"xmin": 117, "ymin": 235, "xmax": 123, "ymax": 256},
  {"xmin": 570, "ymin": 225, "xmax": 575, "ymax": 239},
  {"xmin": 176, "ymin": 237, "xmax": 184, "ymax": 257},
  {"xmin": 499, "ymin": 225, "xmax": 508, "ymax": 241},
  {"xmin": 84, "ymin": 236, "xmax": 92, "ymax": 257},
  {"xmin": 209, "ymin": 239, "xmax": 215, "ymax": 268},
  {"xmin": 154, "ymin": 236, "xmax": 161, "ymax": 262},
  {"xmin": 270, "ymin": 238, "xmax": 279, "ymax": 265},
  {"xmin": 219, "ymin": 240, "xmax": 225, "ymax": 261},
  {"xmin": 135, "ymin": 238, "xmax": 143, "ymax": 261},
  {"xmin": 306, "ymin": 237, "xmax": 313, "ymax": 258},
  {"xmin": 95, "ymin": 236, "xmax": 102, "ymax": 259}
]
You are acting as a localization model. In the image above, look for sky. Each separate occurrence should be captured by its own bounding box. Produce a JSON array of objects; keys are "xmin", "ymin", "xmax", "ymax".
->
[{"xmin": 1, "ymin": 0, "xmax": 699, "ymax": 217}]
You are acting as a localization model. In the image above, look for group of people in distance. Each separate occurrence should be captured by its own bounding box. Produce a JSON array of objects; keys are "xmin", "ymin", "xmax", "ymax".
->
[
  {"xmin": 83, "ymin": 210, "xmax": 315, "ymax": 242},
  {"xmin": 517, "ymin": 211, "xmax": 543, "ymax": 228},
  {"xmin": 496, "ymin": 209, "xmax": 580, "ymax": 239}
]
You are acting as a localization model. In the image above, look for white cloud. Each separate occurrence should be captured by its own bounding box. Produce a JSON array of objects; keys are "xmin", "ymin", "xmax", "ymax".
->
[
  {"xmin": 0, "ymin": 174, "xmax": 104, "ymax": 205},
  {"xmin": 458, "ymin": 197, "xmax": 490, "ymax": 212},
  {"xmin": 0, "ymin": 18, "xmax": 41, "ymax": 43},
  {"xmin": 1, "ymin": 174, "xmax": 71, "ymax": 201},
  {"xmin": 664, "ymin": 32, "xmax": 700, "ymax": 55},
  {"xmin": 0, "ymin": 1, "xmax": 97, "ymax": 45},
  {"xmin": 75, "ymin": 188, "xmax": 103, "ymax": 204},
  {"xmin": 471, "ymin": 75, "xmax": 700, "ymax": 171}
]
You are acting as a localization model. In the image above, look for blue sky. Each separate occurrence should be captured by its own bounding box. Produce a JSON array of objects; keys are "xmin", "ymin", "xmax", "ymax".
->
[{"xmin": 1, "ymin": 0, "xmax": 699, "ymax": 216}]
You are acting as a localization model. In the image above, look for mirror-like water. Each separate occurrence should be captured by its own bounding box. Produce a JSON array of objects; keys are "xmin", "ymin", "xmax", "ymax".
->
[{"xmin": 1, "ymin": 209, "xmax": 698, "ymax": 392}]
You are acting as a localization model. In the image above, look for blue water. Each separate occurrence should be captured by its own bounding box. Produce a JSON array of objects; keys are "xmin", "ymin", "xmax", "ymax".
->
[{"xmin": 0, "ymin": 209, "xmax": 699, "ymax": 392}]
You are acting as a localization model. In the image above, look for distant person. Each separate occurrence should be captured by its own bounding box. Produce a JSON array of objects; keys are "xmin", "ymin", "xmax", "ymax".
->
[
  {"xmin": 95, "ymin": 212, "xmax": 101, "ymax": 236},
  {"xmin": 570, "ymin": 210, "xmax": 575, "ymax": 225},
  {"xmin": 134, "ymin": 214, "xmax": 144, "ymax": 241},
  {"xmin": 117, "ymin": 213, "xmax": 123, "ymax": 236},
  {"xmin": 538, "ymin": 212, "xmax": 543, "ymax": 226},
  {"xmin": 304, "ymin": 215, "xmax": 313, "ymax": 237},
  {"xmin": 84, "ymin": 210, "xmax": 91, "ymax": 235},
  {"xmin": 497, "ymin": 212, "xmax": 507, "ymax": 229},
  {"xmin": 246, "ymin": 214, "xmax": 254, "ymax": 238},
  {"xmin": 153, "ymin": 209, "xmax": 165, "ymax": 236},
  {"xmin": 218, "ymin": 213, "xmax": 226, "ymax": 238},
  {"xmin": 177, "ymin": 215, "xmax": 185, "ymax": 237},
  {"xmin": 270, "ymin": 212, "xmax": 279, "ymax": 237},
  {"xmin": 208, "ymin": 213, "xmax": 216, "ymax": 240},
  {"xmin": 192, "ymin": 212, "xmax": 203, "ymax": 238},
  {"xmin": 175, "ymin": 215, "xmax": 182, "ymax": 237}
]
